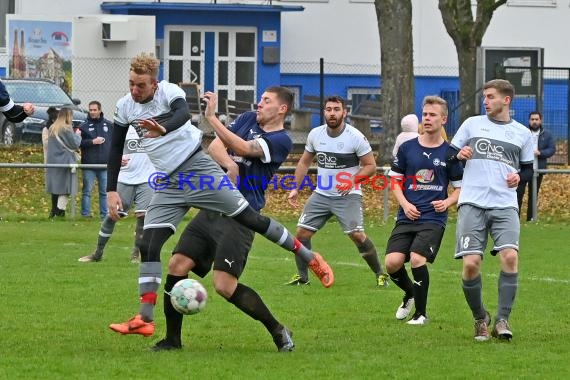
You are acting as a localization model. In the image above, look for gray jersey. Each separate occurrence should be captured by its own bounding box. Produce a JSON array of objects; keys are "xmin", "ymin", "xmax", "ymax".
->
[
  {"xmin": 305, "ymin": 124, "xmax": 372, "ymax": 197},
  {"xmin": 119, "ymin": 126, "xmax": 156, "ymax": 185},
  {"xmin": 114, "ymin": 80, "xmax": 202, "ymax": 175},
  {"xmin": 451, "ymin": 115, "xmax": 534, "ymax": 209}
]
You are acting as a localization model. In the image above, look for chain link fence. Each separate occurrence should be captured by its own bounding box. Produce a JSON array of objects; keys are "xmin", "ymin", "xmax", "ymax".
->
[{"xmin": 3, "ymin": 54, "xmax": 567, "ymax": 163}]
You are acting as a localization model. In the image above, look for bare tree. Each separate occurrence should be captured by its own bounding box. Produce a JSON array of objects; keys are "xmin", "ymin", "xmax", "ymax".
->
[
  {"xmin": 438, "ymin": 0, "xmax": 507, "ymax": 122},
  {"xmin": 375, "ymin": 0, "xmax": 414, "ymax": 164}
]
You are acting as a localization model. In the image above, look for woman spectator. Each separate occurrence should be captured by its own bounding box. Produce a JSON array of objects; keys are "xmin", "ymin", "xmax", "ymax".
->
[{"xmin": 45, "ymin": 108, "xmax": 81, "ymax": 218}]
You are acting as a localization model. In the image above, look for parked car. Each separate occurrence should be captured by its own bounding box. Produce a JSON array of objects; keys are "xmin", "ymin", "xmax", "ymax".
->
[{"xmin": 0, "ymin": 78, "xmax": 87, "ymax": 146}]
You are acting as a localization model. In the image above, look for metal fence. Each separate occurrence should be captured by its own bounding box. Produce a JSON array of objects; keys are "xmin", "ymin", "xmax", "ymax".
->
[{"xmin": 3, "ymin": 54, "xmax": 568, "ymax": 163}]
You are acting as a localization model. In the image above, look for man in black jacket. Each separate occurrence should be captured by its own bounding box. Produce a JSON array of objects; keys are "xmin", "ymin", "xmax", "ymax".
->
[
  {"xmin": 79, "ymin": 100, "xmax": 112, "ymax": 219},
  {"xmin": 516, "ymin": 111, "xmax": 556, "ymax": 221}
]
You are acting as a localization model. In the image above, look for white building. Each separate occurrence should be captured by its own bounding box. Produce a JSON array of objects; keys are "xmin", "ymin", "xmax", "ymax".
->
[{"xmin": 1, "ymin": 0, "xmax": 568, "ymax": 135}]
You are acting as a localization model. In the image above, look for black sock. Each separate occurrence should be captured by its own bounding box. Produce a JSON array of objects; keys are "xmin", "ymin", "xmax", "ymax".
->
[
  {"xmin": 227, "ymin": 283, "xmax": 281, "ymax": 335},
  {"xmin": 389, "ymin": 265, "xmax": 414, "ymax": 299},
  {"xmin": 411, "ymin": 265, "xmax": 430, "ymax": 317},
  {"xmin": 163, "ymin": 274, "xmax": 187, "ymax": 344}
]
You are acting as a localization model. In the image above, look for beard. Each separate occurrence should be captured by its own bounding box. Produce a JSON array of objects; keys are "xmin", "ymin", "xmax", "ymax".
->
[
  {"xmin": 326, "ymin": 117, "xmax": 344, "ymax": 129},
  {"xmin": 529, "ymin": 124, "xmax": 541, "ymax": 131}
]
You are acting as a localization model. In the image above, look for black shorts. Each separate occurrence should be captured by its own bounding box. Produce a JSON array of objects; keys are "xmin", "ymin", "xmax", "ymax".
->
[
  {"xmin": 173, "ymin": 209, "xmax": 254, "ymax": 278},
  {"xmin": 385, "ymin": 222, "xmax": 445, "ymax": 263}
]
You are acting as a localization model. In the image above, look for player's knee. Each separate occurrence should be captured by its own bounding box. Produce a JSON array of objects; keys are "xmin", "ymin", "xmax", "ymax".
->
[
  {"xmin": 295, "ymin": 227, "xmax": 313, "ymax": 241},
  {"xmin": 499, "ymin": 249, "xmax": 518, "ymax": 271},
  {"xmin": 213, "ymin": 271, "xmax": 238, "ymax": 299},
  {"xmin": 168, "ymin": 253, "xmax": 194, "ymax": 276},
  {"xmin": 385, "ymin": 252, "xmax": 404, "ymax": 273},
  {"xmin": 410, "ymin": 252, "xmax": 427, "ymax": 268},
  {"xmin": 462, "ymin": 255, "xmax": 481, "ymax": 277},
  {"xmin": 140, "ymin": 227, "xmax": 173, "ymax": 262},
  {"xmin": 350, "ymin": 231, "xmax": 367, "ymax": 245}
]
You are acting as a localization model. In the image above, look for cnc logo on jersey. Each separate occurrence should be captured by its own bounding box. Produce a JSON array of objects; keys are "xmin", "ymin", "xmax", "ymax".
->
[
  {"xmin": 475, "ymin": 138, "xmax": 506, "ymax": 160},
  {"xmin": 126, "ymin": 139, "xmax": 144, "ymax": 153},
  {"xmin": 316, "ymin": 152, "xmax": 338, "ymax": 168},
  {"xmin": 415, "ymin": 169, "xmax": 434, "ymax": 183}
]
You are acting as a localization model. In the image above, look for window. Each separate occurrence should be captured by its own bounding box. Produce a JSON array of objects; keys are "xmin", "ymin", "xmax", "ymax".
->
[{"xmin": 0, "ymin": 0, "xmax": 16, "ymax": 49}]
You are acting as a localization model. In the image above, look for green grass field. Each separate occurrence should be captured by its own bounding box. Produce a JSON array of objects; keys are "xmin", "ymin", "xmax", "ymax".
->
[{"xmin": 0, "ymin": 215, "xmax": 568, "ymax": 379}]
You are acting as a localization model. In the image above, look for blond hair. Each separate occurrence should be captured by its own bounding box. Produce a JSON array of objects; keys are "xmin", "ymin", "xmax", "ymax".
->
[
  {"xmin": 49, "ymin": 108, "xmax": 74, "ymax": 137},
  {"xmin": 484, "ymin": 79, "xmax": 515, "ymax": 100},
  {"xmin": 422, "ymin": 95, "xmax": 448, "ymax": 116},
  {"xmin": 130, "ymin": 52, "xmax": 160, "ymax": 78}
]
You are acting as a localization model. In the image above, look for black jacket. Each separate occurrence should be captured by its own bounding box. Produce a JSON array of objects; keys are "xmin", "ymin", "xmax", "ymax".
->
[
  {"xmin": 534, "ymin": 127, "xmax": 556, "ymax": 169},
  {"xmin": 79, "ymin": 113, "xmax": 112, "ymax": 165}
]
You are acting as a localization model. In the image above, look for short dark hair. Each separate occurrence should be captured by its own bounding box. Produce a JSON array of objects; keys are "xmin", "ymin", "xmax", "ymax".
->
[
  {"xmin": 265, "ymin": 86, "xmax": 294, "ymax": 114},
  {"xmin": 89, "ymin": 101, "xmax": 102, "ymax": 110},
  {"xmin": 324, "ymin": 95, "xmax": 346, "ymax": 109},
  {"xmin": 529, "ymin": 111, "xmax": 542, "ymax": 119}
]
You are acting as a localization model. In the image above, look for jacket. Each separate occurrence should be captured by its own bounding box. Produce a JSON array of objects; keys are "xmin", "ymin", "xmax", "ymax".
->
[
  {"xmin": 535, "ymin": 127, "xmax": 555, "ymax": 170},
  {"xmin": 79, "ymin": 113, "xmax": 112, "ymax": 165}
]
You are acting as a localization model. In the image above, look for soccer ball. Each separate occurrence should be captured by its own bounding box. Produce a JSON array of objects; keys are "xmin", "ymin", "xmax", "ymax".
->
[{"xmin": 170, "ymin": 278, "xmax": 208, "ymax": 315}]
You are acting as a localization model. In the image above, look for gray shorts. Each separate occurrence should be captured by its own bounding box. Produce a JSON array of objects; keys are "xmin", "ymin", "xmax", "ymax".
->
[
  {"xmin": 117, "ymin": 181, "xmax": 154, "ymax": 214},
  {"xmin": 297, "ymin": 192, "xmax": 364, "ymax": 234},
  {"xmin": 454, "ymin": 204, "xmax": 520, "ymax": 258},
  {"xmin": 144, "ymin": 150, "xmax": 249, "ymax": 232}
]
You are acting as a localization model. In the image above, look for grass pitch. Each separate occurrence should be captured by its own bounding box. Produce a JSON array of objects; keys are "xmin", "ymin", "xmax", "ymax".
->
[{"xmin": 0, "ymin": 215, "xmax": 568, "ymax": 379}]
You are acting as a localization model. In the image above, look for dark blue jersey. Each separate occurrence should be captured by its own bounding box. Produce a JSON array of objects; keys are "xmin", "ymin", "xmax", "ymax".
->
[
  {"xmin": 227, "ymin": 111, "xmax": 292, "ymax": 211},
  {"xmin": 389, "ymin": 137, "xmax": 463, "ymax": 227}
]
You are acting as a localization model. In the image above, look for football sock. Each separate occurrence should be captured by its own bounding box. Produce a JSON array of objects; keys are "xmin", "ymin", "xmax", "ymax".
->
[
  {"xmin": 139, "ymin": 262, "xmax": 162, "ymax": 322},
  {"xmin": 227, "ymin": 283, "xmax": 280, "ymax": 334},
  {"xmin": 294, "ymin": 239, "xmax": 311, "ymax": 281},
  {"xmin": 462, "ymin": 275, "xmax": 486, "ymax": 320},
  {"xmin": 497, "ymin": 271, "xmax": 518, "ymax": 321},
  {"xmin": 94, "ymin": 216, "xmax": 116, "ymax": 258},
  {"xmin": 233, "ymin": 207, "xmax": 314, "ymax": 263},
  {"xmin": 164, "ymin": 274, "xmax": 187, "ymax": 344},
  {"xmin": 357, "ymin": 237, "xmax": 384, "ymax": 275},
  {"xmin": 389, "ymin": 265, "xmax": 414, "ymax": 298},
  {"xmin": 411, "ymin": 265, "xmax": 430, "ymax": 316}
]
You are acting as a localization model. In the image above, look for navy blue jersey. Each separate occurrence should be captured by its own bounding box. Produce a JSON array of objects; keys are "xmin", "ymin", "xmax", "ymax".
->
[
  {"xmin": 389, "ymin": 137, "xmax": 463, "ymax": 226},
  {"xmin": 227, "ymin": 111, "xmax": 292, "ymax": 211}
]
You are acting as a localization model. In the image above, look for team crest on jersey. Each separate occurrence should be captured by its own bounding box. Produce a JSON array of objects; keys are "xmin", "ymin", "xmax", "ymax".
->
[
  {"xmin": 337, "ymin": 142, "xmax": 344, "ymax": 150},
  {"xmin": 433, "ymin": 158, "xmax": 441, "ymax": 166},
  {"xmin": 415, "ymin": 169, "xmax": 434, "ymax": 183},
  {"xmin": 505, "ymin": 129, "xmax": 515, "ymax": 140}
]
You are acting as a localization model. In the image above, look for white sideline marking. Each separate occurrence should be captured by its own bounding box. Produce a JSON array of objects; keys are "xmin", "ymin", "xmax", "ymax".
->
[{"xmin": 250, "ymin": 256, "xmax": 570, "ymax": 285}]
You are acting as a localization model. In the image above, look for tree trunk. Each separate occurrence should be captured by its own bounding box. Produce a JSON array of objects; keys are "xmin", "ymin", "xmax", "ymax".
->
[
  {"xmin": 375, "ymin": 0, "xmax": 414, "ymax": 165},
  {"xmin": 438, "ymin": 0, "xmax": 507, "ymax": 123},
  {"xmin": 457, "ymin": 44, "xmax": 479, "ymax": 121}
]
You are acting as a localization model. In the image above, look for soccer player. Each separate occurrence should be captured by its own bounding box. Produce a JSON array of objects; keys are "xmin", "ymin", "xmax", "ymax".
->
[
  {"xmin": 106, "ymin": 53, "xmax": 333, "ymax": 337},
  {"xmin": 152, "ymin": 87, "xmax": 295, "ymax": 352},
  {"xmin": 286, "ymin": 95, "xmax": 388, "ymax": 287},
  {"xmin": 385, "ymin": 96, "xmax": 463, "ymax": 325},
  {"xmin": 78, "ymin": 126, "xmax": 155, "ymax": 263},
  {"xmin": 450, "ymin": 79, "xmax": 534, "ymax": 341}
]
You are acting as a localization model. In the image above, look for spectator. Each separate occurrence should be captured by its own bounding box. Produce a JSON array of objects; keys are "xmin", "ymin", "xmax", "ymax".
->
[
  {"xmin": 42, "ymin": 106, "xmax": 60, "ymax": 218},
  {"xmin": 45, "ymin": 108, "xmax": 81, "ymax": 218},
  {"xmin": 516, "ymin": 111, "xmax": 556, "ymax": 221},
  {"xmin": 392, "ymin": 114, "xmax": 419, "ymax": 158},
  {"xmin": 79, "ymin": 101, "xmax": 112, "ymax": 219}
]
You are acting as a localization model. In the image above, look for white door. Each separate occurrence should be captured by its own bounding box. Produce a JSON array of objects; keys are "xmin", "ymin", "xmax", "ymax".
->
[{"xmin": 164, "ymin": 26, "xmax": 257, "ymax": 103}]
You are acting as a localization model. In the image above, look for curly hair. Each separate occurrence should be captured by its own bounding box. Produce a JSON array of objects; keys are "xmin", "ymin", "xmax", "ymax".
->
[{"xmin": 130, "ymin": 53, "xmax": 159, "ymax": 78}]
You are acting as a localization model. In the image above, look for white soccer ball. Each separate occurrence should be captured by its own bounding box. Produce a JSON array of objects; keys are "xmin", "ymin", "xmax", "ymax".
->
[{"xmin": 170, "ymin": 278, "xmax": 208, "ymax": 315}]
